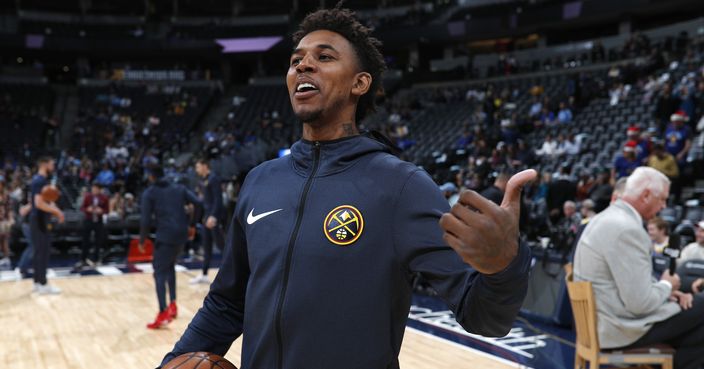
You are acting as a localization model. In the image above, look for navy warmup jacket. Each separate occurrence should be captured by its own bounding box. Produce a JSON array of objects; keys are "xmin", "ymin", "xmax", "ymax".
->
[
  {"xmin": 201, "ymin": 172, "xmax": 225, "ymax": 222},
  {"xmin": 162, "ymin": 134, "xmax": 531, "ymax": 369},
  {"xmin": 140, "ymin": 178, "xmax": 201, "ymax": 246}
]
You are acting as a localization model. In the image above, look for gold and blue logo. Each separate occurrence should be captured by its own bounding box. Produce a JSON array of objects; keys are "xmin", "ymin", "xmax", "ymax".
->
[{"xmin": 323, "ymin": 205, "xmax": 364, "ymax": 246}]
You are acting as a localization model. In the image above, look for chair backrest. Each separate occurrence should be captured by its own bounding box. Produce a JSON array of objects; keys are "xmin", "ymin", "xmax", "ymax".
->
[{"xmin": 565, "ymin": 269, "xmax": 601, "ymax": 361}]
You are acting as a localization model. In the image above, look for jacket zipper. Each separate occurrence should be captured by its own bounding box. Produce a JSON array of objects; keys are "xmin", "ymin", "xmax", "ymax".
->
[{"xmin": 275, "ymin": 141, "xmax": 321, "ymax": 369}]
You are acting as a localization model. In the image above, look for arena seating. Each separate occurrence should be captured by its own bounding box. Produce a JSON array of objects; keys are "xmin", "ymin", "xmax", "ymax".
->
[{"xmin": 0, "ymin": 82, "xmax": 54, "ymax": 159}]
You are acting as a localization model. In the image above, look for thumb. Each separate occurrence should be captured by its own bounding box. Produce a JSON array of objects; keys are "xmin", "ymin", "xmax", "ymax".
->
[{"xmin": 501, "ymin": 169, "xmax": 538, "ymax": 211}]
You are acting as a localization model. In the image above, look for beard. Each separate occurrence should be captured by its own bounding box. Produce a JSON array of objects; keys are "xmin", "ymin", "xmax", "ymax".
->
[{"xmin": 295, "ymin": 108, "xmax": 323, "ymax": 124}]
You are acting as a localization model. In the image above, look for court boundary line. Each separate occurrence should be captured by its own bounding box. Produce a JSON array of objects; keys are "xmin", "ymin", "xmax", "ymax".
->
[{"xmin": 406, "ymin": 326, "xmax": 534, "ymax": 369}]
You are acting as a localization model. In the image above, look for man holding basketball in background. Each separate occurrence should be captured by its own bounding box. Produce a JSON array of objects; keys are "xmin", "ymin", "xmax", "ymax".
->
[
  {"xmin": 161, "ymin": 6, "xmax": 534, "ymax": 369},
  {"xmin": 31, "ymin": 156, "xmax": 64, "ymax": 295}
]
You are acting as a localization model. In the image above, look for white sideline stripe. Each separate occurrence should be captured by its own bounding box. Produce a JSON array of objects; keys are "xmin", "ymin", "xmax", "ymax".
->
[
  {"xmin": 0, "ymin": 270, "xmax": 17, "ymax": 281},
  {"xmin": 96, "ymin": 266, "xmax": 123, "ymax": 276},
  {"xmin": 134, "ymin": 263, "xmax": 154, "ymax": 273},
  {"xmin": 406, "ymin": 327, "xmax": 532, "ymax": 369}
]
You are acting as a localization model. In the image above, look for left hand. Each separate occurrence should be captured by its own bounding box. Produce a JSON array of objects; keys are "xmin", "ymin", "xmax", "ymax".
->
[
  {"xmin": 138, "ymin": 243, "xmax": 145, "ymax": 254},
  {"xmin": 205, "ymin": 216, "xmax": 217, "ymax": 229},
  {"xmin": 670, "ymin": 290, "xmax": 694, "ymax": 310},
  {"xmin": 692, "ymin": 278, "xmax": 704, "ymax": 294},
  {"xmin": 440, "ymin": 169, "xmax": 537, "ymax": 274}
]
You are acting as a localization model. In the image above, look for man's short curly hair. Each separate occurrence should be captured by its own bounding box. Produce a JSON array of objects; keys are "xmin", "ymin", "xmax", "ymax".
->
[{"xmin": 292, "ymin": 7, "xmax": 386, "ymax": 122}]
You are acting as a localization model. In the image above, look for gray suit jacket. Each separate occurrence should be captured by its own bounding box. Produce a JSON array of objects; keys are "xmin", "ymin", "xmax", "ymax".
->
[{"xmin": 573, "ymin": 200, "xmax": 680, "ymax": 348}]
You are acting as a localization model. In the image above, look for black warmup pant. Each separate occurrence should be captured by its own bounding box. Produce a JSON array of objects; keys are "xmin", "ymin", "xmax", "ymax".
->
[
  {"xmin": 201, "ymin": 223, "xmax": 224, "ymax": 276},
  {"xmin": 153, "ymin": 241, "xmax": 180, "ymax": 312},
  {"xmin": 81, "ymin": 220, "xmax": 105, "ymax": 262},
  {"xmin": 626, "ymin": 293, "xmax": 704, "ymax": 369},
  {"xmin": 30, "ymin": 216, "xmax": 50, "ymax": 285}
]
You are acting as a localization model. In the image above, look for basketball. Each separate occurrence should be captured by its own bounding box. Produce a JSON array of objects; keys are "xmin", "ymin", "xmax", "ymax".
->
[
  {"xmin": 162, "ymin": 352, "xmax": 237, "ymax": 369},
  {"xmin": 40, "ymin": 184, "xmax": 61, "ymax": 203}
]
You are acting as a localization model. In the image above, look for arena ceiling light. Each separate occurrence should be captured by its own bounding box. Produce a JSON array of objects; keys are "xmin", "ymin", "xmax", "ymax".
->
[{"xmin": 215, "ymin": 36, "xmax": 282, "ymax": 53}]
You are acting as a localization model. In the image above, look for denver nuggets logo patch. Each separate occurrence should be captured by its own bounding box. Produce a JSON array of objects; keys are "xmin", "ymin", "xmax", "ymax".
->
[{"xmin": 324, "ymin": 205, "xmax": 364, "ymax": 246}]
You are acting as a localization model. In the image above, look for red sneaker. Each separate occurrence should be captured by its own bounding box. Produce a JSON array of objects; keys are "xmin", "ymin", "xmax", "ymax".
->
[
  {"xmin": 146, "ymin": 310, "xmax": 172, "ymax": 329},
  {"xmin": 167, "ymin": 301, "xmax": 178, "ymax": 319}
]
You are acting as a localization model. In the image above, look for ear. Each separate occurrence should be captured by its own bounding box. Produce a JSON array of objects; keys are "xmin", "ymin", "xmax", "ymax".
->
[
  {"xmin": 642, "ymin": 188, "xmax": 652, "ymax": 202},
  {"xmin": 351, "ymin": 72, "xmax": 372, "ymax": 97}
]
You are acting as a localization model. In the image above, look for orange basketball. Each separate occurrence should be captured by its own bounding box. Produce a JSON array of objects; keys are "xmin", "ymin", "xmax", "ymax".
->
[
  {"xmin": 162, "ymin": 352, "xmax": 237, "ymax": 369},
  {"xmin": 41, "ymin": 184, "xmax": 61, "ymax": 203}
]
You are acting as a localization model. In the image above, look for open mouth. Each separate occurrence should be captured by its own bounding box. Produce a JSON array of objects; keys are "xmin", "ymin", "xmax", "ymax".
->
[{"xmin": 294, "ymin": 81, "xmax": 320, "ymax": 98}]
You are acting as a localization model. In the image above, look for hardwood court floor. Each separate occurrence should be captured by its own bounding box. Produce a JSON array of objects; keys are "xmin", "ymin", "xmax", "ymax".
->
[{"xmin": 0, "ymin": 271, "xmax": 517, "ymax": 369}]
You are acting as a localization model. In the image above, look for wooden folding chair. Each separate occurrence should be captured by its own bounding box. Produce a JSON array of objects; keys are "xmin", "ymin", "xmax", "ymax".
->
[{"xmin": 564, "ymin": 266, "xmax": 674, "ymax": 369}]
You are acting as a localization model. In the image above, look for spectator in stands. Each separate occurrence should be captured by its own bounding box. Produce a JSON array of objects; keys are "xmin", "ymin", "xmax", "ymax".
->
[
  {"xmin": 439, "ymin": 182, "xmax": 458, "ymax": 206},
  {"xmin": 0, "ymin": 178, "xmax": 12, "ymax": 264},
  {"xmin": 576, "ymin": 171, "xmax": 594, "ymax": 201},
  {"xmin": 665, "ymin": 110, "xmax": 692, "ymax": 166},
  {"xmin": 535, "ymin": 134, "xmax": 558, "ymax": 157},
  {"xmin": 647, "ymin": 216, "xmax": 670, "ymax": 255},
  {"xmin": 513, "ymin": 140, "xmax": 535, "ymax": 167},
  {"xmin": 678, "ymin": 221, "xmax": 704, "ymax": 264},
  {"xmin": 536, "ymin": 106, "xmax": 555, "ymax": 127},
  {"xmin": 611, "ymin": 176, "xmax": 628, "ymax": 203},
  {"xmin": 557, "ymin": 101, "xmax": 573, "ymax": 124},
  {"xmin": 626, "ymin": 126, "xmax": 650, "ymax": 163},
  {"xmin": 647, "ymin": 140, "xmax": 679, "ymax": 180},
  {"xmin": 108, "ymin": 191, "xmax": 125, "ymax": 220},
  {"xmin": 588, "ymin": 169, "xmax": 613, "ymax": 213},
  {"xmin": 79, "ymin": 182, "xmax": 109, "ymax": 267},
  {"xmin": 95, "ymin": 163, "xmax": 115, "ymax": 188},
  {"xmin": 559, "ymin": 133, "xmax": 580, "ymax": 156},
  {"xmin": 547, "ymin": 165, "xmax": 577, "ymax": 223},
  {"xmin": 559, "ymin": 200, "xmax": 582, "ymax": 235},
  {"xmin": 528, "ymin": 96, "xmax": 542, "ymax": 118},
  {"xmin": 455, "ymin": 130, "xmax": 473, "ymax": 150},
  {"xmin": 609, "ymin": 83, "xmax": 630, "ymax": 106},
  {"xmin": 123, "ymin": 193, "xmax": 137, "ymax": 216},
  {"xmin": 678, "ymin": 224, "xmax": 704, "ymax": 296},
  {"xmin": 612, "ymin": 142, "xmax": 640, "ymax": 180},
  {"xmin": 694, "ymin": 80, "xmax": 704, "ymax": 125},
  {"xmin": 574, "ymin": 167, "xmax": 704, "ymax": 369},
  {"xmin": 79, "ymin": 159, "xmax": 93, "ymax": 185},
  {"xmin": 480, "ymin": 172, "xmax": 509, "ymax": 205},
  {"xmin": 580, "ymin": 199, "xmax": 596, "ymax": 224},
  {"xmin": 676, "ymin": 83, "xmax": 696, "ymax": 121},
  {"xmin": 530, "ymin": 171, "xmax": 550, "ymax": 203},
  {"xmin": 654, "ymin": 84, "xmax": 681, "ymax": 132}
]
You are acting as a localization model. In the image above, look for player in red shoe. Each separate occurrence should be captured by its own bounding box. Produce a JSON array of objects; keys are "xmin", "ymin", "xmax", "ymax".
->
[
  {"xmin": 140, "ymin": 165, "xmax": 201, "ymax": 329},
  {"xmin": 167, "ymin": 300, "xmax": 178, "ymax": 319}
]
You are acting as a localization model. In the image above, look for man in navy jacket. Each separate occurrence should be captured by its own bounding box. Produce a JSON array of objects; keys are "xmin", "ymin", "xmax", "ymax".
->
[
  {"xmin": 190, "ymin": 158, "xmax": 225, "ymax": 284},
  {"xmin": 140, "ymin": 165, "xmax": 201, "ymax": 329},
  {"xmin": 161, "ymin": 7, "xmax": 534, "ymax": 369}
]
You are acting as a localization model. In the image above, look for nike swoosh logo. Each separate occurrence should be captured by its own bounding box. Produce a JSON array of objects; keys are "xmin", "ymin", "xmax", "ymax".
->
[{"xmin": 247, "ymin": 208, "xmax": 283, "ymax": 225}]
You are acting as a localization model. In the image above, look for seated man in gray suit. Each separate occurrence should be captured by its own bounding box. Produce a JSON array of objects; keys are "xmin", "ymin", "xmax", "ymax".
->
[{"xmin": 574, "ymin": 166, "xmax": 704, "ymax": 369}]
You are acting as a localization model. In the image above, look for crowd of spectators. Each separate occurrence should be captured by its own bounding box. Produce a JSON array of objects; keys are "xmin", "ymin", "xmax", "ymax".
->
[{"xmin": 0, "ymin": 29, "xmax": 703, "ymax": 269}]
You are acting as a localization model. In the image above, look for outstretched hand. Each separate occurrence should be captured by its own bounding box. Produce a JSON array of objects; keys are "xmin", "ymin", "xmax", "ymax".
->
[{"xmin": 440, "ymin": 169, "xmax": 537, "ymax": 274}]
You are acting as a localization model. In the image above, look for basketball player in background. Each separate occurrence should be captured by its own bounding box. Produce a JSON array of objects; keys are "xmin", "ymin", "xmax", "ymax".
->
[
  {"xmin": 160, "ymin": 6, "xmax": 534, "ymax": 368},
  {"xmin": 190, "ymin": 158, "xmax": 224, "ymax": 284},
  {"xmin": 140, "ymin": 165, "xmax": 201, "ymax": 329},
  {"xmin": 30, "ymin": 156, "xmax": 64, "ymax": 295}
]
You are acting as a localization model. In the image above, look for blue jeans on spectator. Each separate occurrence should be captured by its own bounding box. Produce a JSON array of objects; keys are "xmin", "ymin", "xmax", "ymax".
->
[{"xmin": 17, "ymin": 223, "xmax": 33, "ymax": 274}]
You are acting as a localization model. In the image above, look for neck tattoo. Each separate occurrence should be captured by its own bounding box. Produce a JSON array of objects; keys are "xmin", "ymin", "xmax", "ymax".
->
[{"xmin": 342, "ymin": 123, "xmax": 358, "ymax": 137}]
